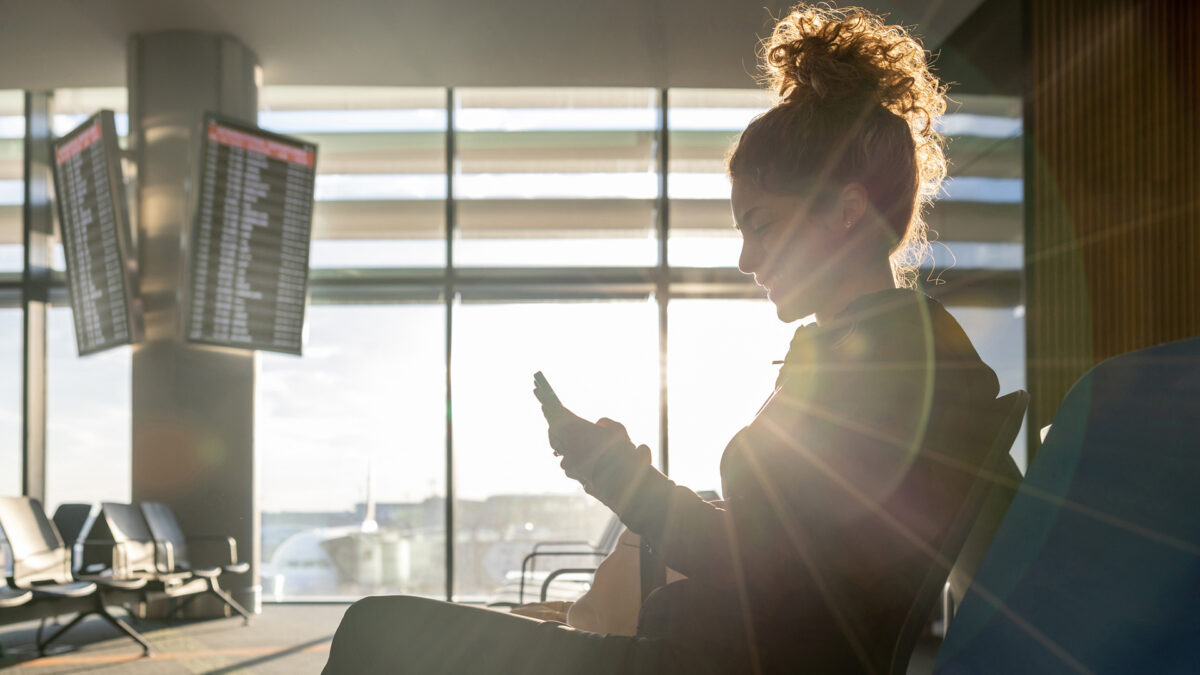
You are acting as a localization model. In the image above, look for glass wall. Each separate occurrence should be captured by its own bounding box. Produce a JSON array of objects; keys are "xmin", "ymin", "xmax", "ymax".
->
[
  {"xmin": 452, "ymin": 300, "xmax": 659, "ymax": 601},
  {"xmin": 0, "ymin": 308, "xmax": 20, "ymax": 496},
  {"xmin": 44, "ymin": 306, "xmax": 131, "ymax": 512},
  {"xmin": 259, "ymin": 86, "xmax": 447, "ymax": 268},
  {"xmin": 3, "ymin": 84, "xmax": 1023, "ymax": 603},
  {"xmin": 0, "ymin": 90, "xmax": 21, "ymax": 495},
  {"xmin": 0, "ymin": 90, "xmax": 22, "ymax": 272},
  {"xmin": 666, "ymin": 300, "xmax": 801, "ymax": 494},
  {"xmin": 666, "ymin": 88, "xmax": 771, "ymax": 267},
  {"xmin": 454, "ymin": 88, "xmax": 659, "ymax": 267},
  {"xmin": 258, "ymin": 303, "xmax": 446, "ymax": 600}
]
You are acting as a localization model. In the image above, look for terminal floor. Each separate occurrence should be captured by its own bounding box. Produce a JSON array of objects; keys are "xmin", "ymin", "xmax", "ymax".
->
[
  {"xmin": 0, "ymin": 604, "xmax": 942, "ymax": 674},
  {"xmin": 0, "ymin": 604, "xmax": 345, "ymax": 674}
]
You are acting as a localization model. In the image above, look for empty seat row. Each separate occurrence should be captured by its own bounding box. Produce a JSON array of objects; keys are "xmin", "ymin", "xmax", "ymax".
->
[{"xmin": 0, "ymin": 497, "xmax": 250, "ymax": 657}]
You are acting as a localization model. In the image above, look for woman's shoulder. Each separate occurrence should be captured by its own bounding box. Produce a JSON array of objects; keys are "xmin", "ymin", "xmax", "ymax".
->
[{"xmin": 834, "ymin": 289, "xmax": 977, "ymax": 358}]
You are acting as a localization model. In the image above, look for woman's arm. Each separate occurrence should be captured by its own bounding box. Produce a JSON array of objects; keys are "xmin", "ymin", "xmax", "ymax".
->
[{"xmin": 585, "ymin": 451, "xmax": 740, "ymax": 582}]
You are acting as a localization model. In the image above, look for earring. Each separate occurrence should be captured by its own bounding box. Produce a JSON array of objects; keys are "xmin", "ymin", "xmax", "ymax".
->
[{"xmin": 844, "ymin": 219, "xmax": 854, "ymax": 229}]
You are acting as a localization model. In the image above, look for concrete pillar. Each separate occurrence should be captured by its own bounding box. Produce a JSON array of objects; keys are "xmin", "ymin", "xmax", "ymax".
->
[{"xmin": 128, "ymin": 31, "xmax": 261, "ymax": 613}]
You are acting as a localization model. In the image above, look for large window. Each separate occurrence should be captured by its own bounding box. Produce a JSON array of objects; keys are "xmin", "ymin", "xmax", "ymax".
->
[
  {"xmin": 452, "ymin": 300, "xmax": 659, "ymax": 600},
  {"xmin": 667, "ymin": 300, "xmax": 801, "ymax": 494},
  {"xmin": 258, "ymin": 304, "xmax": 446, "ymax": 600},
  {"xmin": 247, "ymin": 86, "xmax": 1026, "ymax": 604},
  {"xmin": 454, "ymin": 88, "xmax": 659, "ymax": 267},
  {"xmin": 0, "ymin": 90, "xmax": 22, "ymax": 272},
  {"xmin": 259, "ymin": 86, "xmax": 447, "ymax": 269},
  {"xmin": 44, "ymin": 307, "xmax": 131, "ymax": 512},
  {"xmin": 667, "ymin": 88, "xmax": 771, "ymax": 267},
  {"xmin": 1, "ymin": 90, "xmax": 21, "ymax": 495},
  {"xmin": 0, "ymin": 309, "xmax": 20, "ymax": 496},
  {"xmin": 6, "ymin": 84, "xmax": 1023, "ymax": 604}
]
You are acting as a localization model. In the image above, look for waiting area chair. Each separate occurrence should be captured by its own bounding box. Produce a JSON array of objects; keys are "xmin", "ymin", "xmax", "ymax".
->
[
  {"xmin": 887, "ymin": 390, "xmax": 1029, "ymax": 675},
  {"xmin": 0, "ymin": 496, "xmax": 151, "ymax": 656},
  {"xmin": 139, "ymin": 501, "xmax": 252, "ymax": 624},
  {"xmin": 935, "ymin": 336, "xmax": 1200, "ymax": 673}
]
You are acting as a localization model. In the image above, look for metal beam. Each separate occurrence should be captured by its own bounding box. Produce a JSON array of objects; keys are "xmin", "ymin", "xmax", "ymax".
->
[{"xmin": 21, "ymin": 90, "xmax": 53, "ymax": 502}]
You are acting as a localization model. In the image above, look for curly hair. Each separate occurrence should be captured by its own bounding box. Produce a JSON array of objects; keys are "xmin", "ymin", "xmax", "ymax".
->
[{"xmin": 727, "ymin": 3, "xmax": 948, "ymax": 287}]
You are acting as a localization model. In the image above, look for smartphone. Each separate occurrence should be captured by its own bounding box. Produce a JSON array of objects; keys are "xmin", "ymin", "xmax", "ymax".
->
[{"xmin": 533, "ymin": 371, "xmax": 566, "ymax": 416}]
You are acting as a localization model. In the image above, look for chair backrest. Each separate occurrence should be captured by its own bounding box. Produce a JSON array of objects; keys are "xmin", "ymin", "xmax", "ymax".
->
[
  {"xmin": 139, "ymin": 501, "xmax": 190, "ymax": 571},
  {"xmin": 86, "ymin": 502, "xmax": 160, "ymax": 576},
  {"xmin": 52, "ymin": 503, "xmax": 98, "ymax": 573},
  {"xmin": 935, "ymin": 336, "xmax": 1200, "ymax": 674},
  {"xmin": 0, "ymin": 496, "xmax": 73, "ymax": 586},
  {"xmin": 946, "ymin": 450, "xmax": 1024, "ymax": 610},
  {"xmin": 888, "ymin": 390, "xmax": 1029, "ymax": 674}
]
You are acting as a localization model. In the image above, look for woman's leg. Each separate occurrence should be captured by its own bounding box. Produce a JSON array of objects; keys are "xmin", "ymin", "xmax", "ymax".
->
[{"xmin": 323, "ymin": 595, "xmax": 639, "ymax": 674}]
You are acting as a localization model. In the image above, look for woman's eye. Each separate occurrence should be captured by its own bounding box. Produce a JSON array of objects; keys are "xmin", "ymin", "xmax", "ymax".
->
[{"xmin": 753, "ymin": 222, "xmax": 773, "ymax": 234}]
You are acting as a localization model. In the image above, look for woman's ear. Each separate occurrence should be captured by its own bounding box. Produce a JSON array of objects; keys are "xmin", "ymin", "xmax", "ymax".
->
[{"xmin": 838, "ymin": 182, "xmax": 869, "ymax": 231}]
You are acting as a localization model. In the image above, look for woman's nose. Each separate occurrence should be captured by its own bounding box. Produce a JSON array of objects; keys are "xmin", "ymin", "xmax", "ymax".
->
[{"xmin": 738, "ymin": 235, "xmax": 760, "ymax": 275}]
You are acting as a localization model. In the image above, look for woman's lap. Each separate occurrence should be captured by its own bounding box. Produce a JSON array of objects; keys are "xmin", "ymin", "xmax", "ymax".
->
[{"xmin": 322, "ymin": 595, "xmax": 705, "ymax": 674}]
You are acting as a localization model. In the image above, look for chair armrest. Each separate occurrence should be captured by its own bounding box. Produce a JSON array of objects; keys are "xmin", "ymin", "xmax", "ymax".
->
[
  {"xmin": 519, "ymin": 551, "xmax": 607, "ymax": 603},
  {"xmin": 540, "ymin": 568, "xmax": 597, "ymax": 602},
  {"xmin": 531, "ymin": 540, "xmax": 593, "ymax": 554},
  {"xmin": 187, "ymin": 536, "xmax": 238, "ymax": 568},
  {"xmin": 78, "ymin": 540, "xmax": 130, "ymax": 577},
  {"xmin": 154, "ymin": 540, "xmax": 176, "ymax": 574}
]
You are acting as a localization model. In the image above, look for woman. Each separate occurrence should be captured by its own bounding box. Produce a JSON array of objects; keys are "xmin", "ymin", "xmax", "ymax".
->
[{"xmin": 325, "ymin": 5, "xmax": 1000, "ymax": 673}]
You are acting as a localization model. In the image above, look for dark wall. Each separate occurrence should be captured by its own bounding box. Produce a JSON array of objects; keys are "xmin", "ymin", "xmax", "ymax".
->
[{"xmin": 1025, "ymin": 0, "xmax": 1200, "ymax": 444}]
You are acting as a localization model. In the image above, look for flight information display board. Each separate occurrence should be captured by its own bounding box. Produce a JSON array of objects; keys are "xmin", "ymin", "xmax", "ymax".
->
[
  {"xmin": 185, "ymin": 114, "xmax": 317, "ymax": 355},
  {"xmin": 51, "ymin": 110, "xmax": 143, "ymax": 356}
]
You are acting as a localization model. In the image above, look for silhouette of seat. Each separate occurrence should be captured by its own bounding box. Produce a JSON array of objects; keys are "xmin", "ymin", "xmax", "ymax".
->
[
  {"xmin": 50, "ymin": 503, "xmax": 99, "ymax": 574},
  {"xmin": 935, "ymin": 336, "xmax": 1200, "ymax": 673},
  {"xmin": 138, "ymin": 502, "xmax": 251, "ymax": 624},
  {"xmin": 86, "ymin": 502, "xmax": 198, "ymax": 589},
  {"xmin": 887, "ymin": 390, "xmax": 1029, "ymax": 674}
]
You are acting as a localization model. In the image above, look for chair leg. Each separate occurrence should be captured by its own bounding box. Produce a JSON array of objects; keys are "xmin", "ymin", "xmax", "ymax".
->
[
  {"xmin": 39, "ymin": 596, "xmax": 154, "ymax": 657},
  {"xmin": 208, "ymin": 580, "xmax": 252, "ymax": 626},
  {"xmin": 95, "ymin": 604, "xmax": 153, "ymax": 657},
  {"xmin": 171, "ymin": 593, "xmax": 200, "ymax": 618},
  {"xmin": 37, "ymin": 612, "xmax": 90, "ymax": 655}
]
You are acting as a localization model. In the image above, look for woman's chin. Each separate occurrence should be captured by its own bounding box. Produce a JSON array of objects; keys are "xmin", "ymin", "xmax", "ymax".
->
[{"xmin": 772, "ymin": 299, "xmax": 808, "ymax": 323}]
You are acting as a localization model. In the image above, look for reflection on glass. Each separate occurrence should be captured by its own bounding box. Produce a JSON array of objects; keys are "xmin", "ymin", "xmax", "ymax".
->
[
  {"xmin": 452, "ymin": 300, "xmax": 658, "ymax": 601},
  {"xmin": 667, "ymin": 300, "xmax": 800, "ymax": 494},
  {"xmin": 258, "ymin": 304, "xmax": 446, "ymax": 600},
  {"xmin": 260, "ymin": 86, "xmax": 447, "ymax": 269},
  {"xmin": 454, "ymin": 88, "xmax": 659, "ymax": 267},
  {"xmin": 0, "ymin": 309, "xmax": 20, "ymax": 495},
  {"xmin": 45, "ymin": 307, "xmax": 131, "ymax": 513}
]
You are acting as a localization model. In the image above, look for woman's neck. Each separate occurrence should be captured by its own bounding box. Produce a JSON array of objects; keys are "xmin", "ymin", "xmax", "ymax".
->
[{"xmin": 813, "ymin": 263, "xmax": 897, "ymax": 326}]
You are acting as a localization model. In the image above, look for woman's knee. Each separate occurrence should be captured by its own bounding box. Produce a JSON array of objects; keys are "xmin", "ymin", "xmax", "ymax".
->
[{"xmin": 341, "ymin": 594, "xmax": 429, "ymax": 632}]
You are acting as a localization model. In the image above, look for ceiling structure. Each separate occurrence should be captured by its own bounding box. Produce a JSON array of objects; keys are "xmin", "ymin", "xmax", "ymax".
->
[{"xmin": 0, "ymin": 0, "xmax": 997, "ymax": 91}]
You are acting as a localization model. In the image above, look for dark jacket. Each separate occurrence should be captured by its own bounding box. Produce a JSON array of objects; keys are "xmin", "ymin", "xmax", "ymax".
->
[{"xmin": 585, "ymin": 289, "xmax": 1001, "ymax": 673}]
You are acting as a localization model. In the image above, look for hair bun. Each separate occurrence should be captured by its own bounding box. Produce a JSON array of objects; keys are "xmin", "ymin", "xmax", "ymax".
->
[{"xmin": 762, "ymin": 4, "xmax": 946, "ymax": 137}]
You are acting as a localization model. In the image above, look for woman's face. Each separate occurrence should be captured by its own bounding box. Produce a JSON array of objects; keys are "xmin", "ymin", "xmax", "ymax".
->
[{"xmin": 731, "ymin": 178, "xmax": 847, "ymax": 322}]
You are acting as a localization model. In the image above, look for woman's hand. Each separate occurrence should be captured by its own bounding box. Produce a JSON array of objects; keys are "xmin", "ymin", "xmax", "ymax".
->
[{"xmin": 535, "ymin": 389, "xmax": 646, "ymax": 486}]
